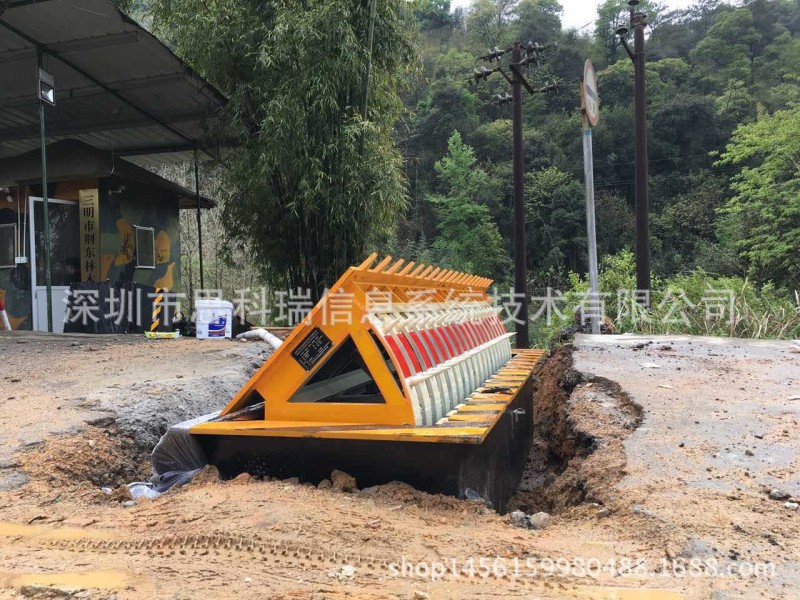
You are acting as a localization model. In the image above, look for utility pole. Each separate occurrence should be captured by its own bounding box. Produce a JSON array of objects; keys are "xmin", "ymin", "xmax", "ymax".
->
[
  {"xmin": 617, "ymin": 0, "xmax": 650, "ymax": 304},
  {"xmin": 510, "ymin": 43, "xmax": 528, "ymax": 348},
  {"xmin": 473, "ymin": 42, "xmax": 557, "ymax": 349}
]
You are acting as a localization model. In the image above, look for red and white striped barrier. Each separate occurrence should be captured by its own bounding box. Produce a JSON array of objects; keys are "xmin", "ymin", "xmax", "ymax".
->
[
  {"xmin": 368, "ymin": 302, "xmax": 513, "ymax": 426},
  {"xmin": 0, "ymin": 296, "xmax": 10, "ymax": 331}
]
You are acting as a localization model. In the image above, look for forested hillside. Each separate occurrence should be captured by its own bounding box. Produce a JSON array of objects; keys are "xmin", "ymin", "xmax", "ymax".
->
[
  {"xmin": 391, "ymin": 0, "xmax": 800, "ymax": 295},
  {"xmin": 137, "ymin": 0, "xmax": 799, "ymax": 340}
]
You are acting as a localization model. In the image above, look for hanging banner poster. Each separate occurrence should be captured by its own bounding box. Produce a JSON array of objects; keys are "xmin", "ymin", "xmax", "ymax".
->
[{"xmin": 78, "ymin": 188, "xmax": 100, "ymax": 282}]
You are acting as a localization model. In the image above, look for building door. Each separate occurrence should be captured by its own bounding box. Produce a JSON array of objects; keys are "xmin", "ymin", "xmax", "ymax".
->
[{"xmin": 28, "ymin": 196, "xmax": 80, "ymax": 333}]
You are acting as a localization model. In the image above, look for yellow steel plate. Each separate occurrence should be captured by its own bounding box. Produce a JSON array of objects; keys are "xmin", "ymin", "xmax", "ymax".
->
[
  {"xmin": 190, "ymin": 420, "xmax": 488, "ymax": 443},
  {"xmin": 445, "ymin": 413, "xmax": 494, "ymax": 423},
  {"xmin": 190, "ymin": 348, "xmax": 546, "ymax": 444},
  {"xmin": 457, "ymin": 404, "xmax": 503, "ymax": 412}
]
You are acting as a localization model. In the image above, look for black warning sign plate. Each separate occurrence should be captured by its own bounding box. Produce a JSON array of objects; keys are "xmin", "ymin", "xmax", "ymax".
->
[{"xmin": 291, "ymin": 327, "xmax": 333, "ymax": 371}]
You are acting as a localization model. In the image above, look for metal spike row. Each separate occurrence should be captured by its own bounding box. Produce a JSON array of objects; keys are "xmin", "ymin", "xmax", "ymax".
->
[{"xmin": 355, "ymin": 255, "xmax": 496, "ymax": 290}]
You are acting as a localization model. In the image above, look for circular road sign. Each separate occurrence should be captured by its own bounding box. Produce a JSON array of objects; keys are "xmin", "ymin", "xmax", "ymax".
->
[{"xmin": 582, "ymin": 59, "xmax": 600, "ymax": 127}]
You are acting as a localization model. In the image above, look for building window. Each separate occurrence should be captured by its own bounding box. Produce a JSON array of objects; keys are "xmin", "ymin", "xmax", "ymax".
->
[
  {"xmin": 134, "ymin": 225, "xmax": 155, "ymax": 269},
  {"xmin": 0, "ymin": 224, "xmax": 16, "ymax": 268}
]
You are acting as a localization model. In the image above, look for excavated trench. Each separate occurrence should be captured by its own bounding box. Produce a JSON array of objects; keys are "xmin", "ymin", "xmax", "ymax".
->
[
  {"xmin": 18, "ymin": 343, "xmax": 642, "ymax": 514},
  {"xmin": 16, "ymin": 344, "xmax": 270, "ymax": 491},
  {"xmin": 508, "ymin": 345, "xmax": 643, "ymax": 514}
]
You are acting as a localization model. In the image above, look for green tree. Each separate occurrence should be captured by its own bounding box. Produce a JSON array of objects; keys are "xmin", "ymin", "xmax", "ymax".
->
[
  {"xmin": 466, "ymin": 0, "xmax": 518, "ymax": 49},
  {"xmin": 427, "ymin": 132, "xmax": 508, "ymax": 277},
  {"xmin": 595, "ymin": 190, "xmax": 633, "ymax": 258},
  {"xmin": 595, "ymin": 0, "xmax": 662, "ymax": 64},
  {"xmin": 411, "ymin": 49, "xmax": 481, "ymax": 178},
  {"xmin": 691, "ymin": 7, "xmax": 761, "ymax": 87},
  {"xmin": 150, "ymin": 0, "xmax": 414, "ymax": 299},
  {"xmin": 717, "ymin": 105, "xmax": 800, "ymax": 286},
  {"xmin": 525, "ymin": 167, "xmax": 585, "ymax": 272},
  {"xmin": 412, "ymin": 0, "xmax": 454, "ymax": 31},
  {"xmin": 516, "ymin": 0, "xmax": 562, "ymax": 45},
  {"xmin": 652, "ymin": 174, "xmax": 729, "ymax": 274},
  {"xmin": 649, "ymin": 0, "xmax": 728, "ymax": 61},
  {"xmin": 754, "ymin": 32, "xmax": 800, "ymax": 110}
]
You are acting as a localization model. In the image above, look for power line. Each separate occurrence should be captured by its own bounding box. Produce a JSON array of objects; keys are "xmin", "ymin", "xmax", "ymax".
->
[
  {"xmin": 557, "ymin": 152, "xmax": 721, "ymax": 175},
  {"xmin": 592, "ymin": 164, "xmax": 741, "ymax": 190}
]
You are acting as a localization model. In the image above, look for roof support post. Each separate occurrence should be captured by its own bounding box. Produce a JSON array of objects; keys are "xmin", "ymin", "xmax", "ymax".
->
[
  {"xmin": 38, "ymin": 49, "xmax": 53, "ymax": 333},
  {"xmin": 194, "ymin": 149, "xmax": 204, "ymax": 292}
]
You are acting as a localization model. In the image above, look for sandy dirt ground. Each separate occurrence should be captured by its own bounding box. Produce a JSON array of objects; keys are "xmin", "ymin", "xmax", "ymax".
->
[{"xmin": 0, "ymin": 331, "xmax": 798, "ymax": 600}]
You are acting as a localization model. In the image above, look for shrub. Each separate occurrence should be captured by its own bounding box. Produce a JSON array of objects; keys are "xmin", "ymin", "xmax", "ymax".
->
[{"xmin": 529, "ymin": 250, "xmax": 800, "ymax": 346}]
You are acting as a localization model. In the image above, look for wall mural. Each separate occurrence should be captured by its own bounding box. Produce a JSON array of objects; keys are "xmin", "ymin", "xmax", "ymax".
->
[
  {"xmin": 0, "ymin": 204, "xmax": 32, "ymax": 330},
  {"xmin": 0, "ymin": 184, "xmax": 182, "ymax": 331},
  {"xmin": 99, "ymin": 191, "xmax": 181, "ymax": 292}
]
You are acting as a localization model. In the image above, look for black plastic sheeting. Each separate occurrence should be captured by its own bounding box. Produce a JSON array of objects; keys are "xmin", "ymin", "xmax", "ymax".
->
[
  {"xmin": 63, "ymin": 281, "xmax": 170, "ymax": 334},
  {"xmin": 126, "ymin": 412, "xmax": 218, "ymax": 499}
]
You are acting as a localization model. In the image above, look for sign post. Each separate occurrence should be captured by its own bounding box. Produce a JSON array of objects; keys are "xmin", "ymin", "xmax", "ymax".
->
[{"xmin": 581, "ymin": 59, "xmax": 601, "ymax": 334}]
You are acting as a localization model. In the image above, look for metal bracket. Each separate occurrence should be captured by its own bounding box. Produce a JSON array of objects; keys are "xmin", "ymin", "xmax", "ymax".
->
[
  {"xmin": 619, "ymin": 36, "xmax": 634, "ymax": 61},
  {"xmin": 509, "ymin": 64, "xmax": 537, "ymax": 95}
]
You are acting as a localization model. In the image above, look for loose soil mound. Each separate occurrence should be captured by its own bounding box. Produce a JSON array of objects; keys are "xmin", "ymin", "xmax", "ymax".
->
[
  {"xmin": 509, "ymin": 346, "xmax": 643, "ymax": 513},
  {"xmin": 19, "ymin": 425, "xmax": 148, "ymax": 489}
]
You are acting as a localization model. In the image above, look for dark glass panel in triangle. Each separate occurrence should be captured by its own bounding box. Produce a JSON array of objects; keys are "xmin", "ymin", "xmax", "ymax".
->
[{"xmin": 289, "ymin": 336, "xmax": 387, "ymax": 404}]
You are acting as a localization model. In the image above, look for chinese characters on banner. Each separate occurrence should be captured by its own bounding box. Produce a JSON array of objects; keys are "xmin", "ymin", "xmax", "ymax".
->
[
  {"xmin": 61, "ymin": 285, "xmax": 747, "ymax": 329},
  {"xmin": 78, "ymin": 189, "xmax": 99, "ymax": 282}
]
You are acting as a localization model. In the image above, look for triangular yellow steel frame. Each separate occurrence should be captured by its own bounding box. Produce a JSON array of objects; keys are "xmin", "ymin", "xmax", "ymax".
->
[{"xmin": 219, "ymin": 253, "xmax": 493, "ymax": 426}]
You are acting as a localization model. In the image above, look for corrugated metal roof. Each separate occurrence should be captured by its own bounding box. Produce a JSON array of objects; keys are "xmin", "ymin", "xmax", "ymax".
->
[
  {"xmin": 0, "ymin": 139, "xmax": 216, "ymax": 208},
  {"xmin": 0, "ymin": 0, "xmax": 226, "ymax": 165}
]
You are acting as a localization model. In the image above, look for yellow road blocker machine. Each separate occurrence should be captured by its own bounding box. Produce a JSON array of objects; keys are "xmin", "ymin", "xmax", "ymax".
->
[{"xmin": 188, "ymin": 254, "xmax": 543, "ymax": 510}]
